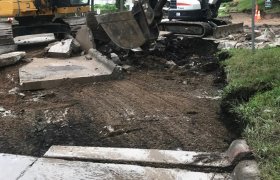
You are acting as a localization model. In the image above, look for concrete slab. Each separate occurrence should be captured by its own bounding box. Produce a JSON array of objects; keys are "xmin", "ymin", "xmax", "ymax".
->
[
  {"xmin": 44, "ymin": 140, "xmax": 251, "ymax": 169},
  {"xmin": 0, "ymin": 51, "xmax": 26, "ymax": 68},
  {"xmin": 14, "ymin": 33, "xmax": 56, "ymax": 45},
  {"xmin": 0, "ymin": 44, "xmax": 17, "ymax": 55},
  {"xmin": 48, "ymin": 39, "xmax": 73, "ymax": 58},
  {"xmin": 19, "ymin": 55, "xmax": 122, "ymax": 90},
  {"xmin": 75, "ymin": 25, "xmax": 95, "ymax": 52},
  {"xmin": 44, "ymin": 146, "xmax": 229, "ymax": 168},
  {"xmin": 19, "ymin": 158, "xmax": 230, "ymax": 180},
  {"xmin": 0, "ymin": 153, "xmax": 37, "ymax": 180}
]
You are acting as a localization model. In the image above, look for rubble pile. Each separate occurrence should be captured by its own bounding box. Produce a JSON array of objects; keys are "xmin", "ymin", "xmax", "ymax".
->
[{"xmin": 215, "ymin": 25, "xmax": 280, "ymax": 50}]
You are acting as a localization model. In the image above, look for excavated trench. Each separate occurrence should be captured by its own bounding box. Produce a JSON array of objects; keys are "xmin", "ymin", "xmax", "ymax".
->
[{"xmin": 0, "ymin": 37, "xmax": 239, "ymax": 157}]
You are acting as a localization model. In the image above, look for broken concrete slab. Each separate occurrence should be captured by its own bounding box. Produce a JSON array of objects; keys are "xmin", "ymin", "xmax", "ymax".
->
[
  {"xmin": 0, "ymin": 44, "xmax": 17, "ymax": 55},
  {"xmin": 0, "ymin": 153, "xmax": 37, "ymax": 180},
  {"xmin": 48, "ymin": 39, "xmax": 73, "ymax": 58},
  {"xmin": 75, "ymin": 25, "xmax": 95, "ymax": 52},
  {"xmin": 0, "ymin": 51, "xmax": 26, "ymax": 68},
  {"xmin": 14, "ymin": 33, "xmax": 56, "ymax": 45},
  {"xmin": 19, "ymin": 157, "xmax": 230, "ymax": 180},
  {"xmin": 44, "ymin": 140, "xmax": 251, "ymax": 169},
  {"xmin": 19, "ymin": 55, "xmax": 122, "ymax": 90}
]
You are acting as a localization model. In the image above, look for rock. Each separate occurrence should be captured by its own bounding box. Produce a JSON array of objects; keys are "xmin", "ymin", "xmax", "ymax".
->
[
  {"xmin": 235, "ymin": 42, "xmax": 251, "ymax": 49},
  {"xmin": 8, "ymin": 87, "xmax": 19, "ymax": 94},
  {"xmin": 255, "ymin": 28, "xmax": 276, "ymax": 43},
  {"xmin": 0, "ymin": 106, "xmax": 5, "ymax": 112},
  {"xmin": 0, "ymin": 51, "xmax": 26, "ymax": 68},
  {"xmin": 217, "ymin": 40, "xmax": 238, "ymax": 50},
  {"xmin": 110, "ymin": 53, "xmax": 121, "ymax": 65},
  {"xmin": 48, "ymin": 39, "xmax": 73, "ymax": 58},
  {"xmin": 122, "ymin": 65, "xmax": 135, "ymax": 72},
  {"xmin": 228, "ymin": 35, "xmax": 234, "ymax": 40},
  {"xmin": 165, "ymin": 60, "xmax": 177, "ymax": 70},
  {"xmin": 85, "ymin": 54, "xmax": 92, "ymax": 60}
]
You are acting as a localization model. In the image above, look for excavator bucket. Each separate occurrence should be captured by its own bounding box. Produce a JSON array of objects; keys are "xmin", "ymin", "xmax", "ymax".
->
[{"xmin": 95, "ymin": 11, "xmax": 147, "ymax": 49}]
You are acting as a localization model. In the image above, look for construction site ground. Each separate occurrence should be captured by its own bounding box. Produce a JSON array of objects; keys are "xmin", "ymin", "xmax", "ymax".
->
[
  {"xmin": 0, "ymin": 37, "xmax": 239, "ymax": 157},
  {"xmin": 0, "ymin": 12, "xmax": 279, "ymax": 159}
]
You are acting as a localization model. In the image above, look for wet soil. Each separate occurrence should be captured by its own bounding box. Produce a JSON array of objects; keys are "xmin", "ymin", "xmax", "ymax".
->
[{"xmin": 0, "ymin": 38, "xmax": 237, "ymax": 156}]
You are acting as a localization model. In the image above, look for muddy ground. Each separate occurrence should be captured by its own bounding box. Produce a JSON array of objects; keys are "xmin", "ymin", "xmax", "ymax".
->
[{"xmin": 0, "ymin": 37, "xmax": 238, "ymax": 157}]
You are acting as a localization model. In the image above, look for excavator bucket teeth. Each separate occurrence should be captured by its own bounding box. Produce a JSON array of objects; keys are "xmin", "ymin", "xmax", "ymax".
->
[{"xmin": 95, "ymin": 11, "xmax": 146, "ymax": 49}]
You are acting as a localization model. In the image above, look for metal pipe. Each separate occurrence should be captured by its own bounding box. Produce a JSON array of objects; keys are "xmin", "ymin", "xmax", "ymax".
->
[{"xmin": 251, "ymin": 0, "xmax": 256, "ymax": 52}]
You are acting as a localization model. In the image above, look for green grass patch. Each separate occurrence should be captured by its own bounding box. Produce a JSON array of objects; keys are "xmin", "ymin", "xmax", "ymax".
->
[
  {"xmin": 223, "ymin": 48, "xmax": 280, "ymax": 95},
  {"xmin": 219, "ymin": 0, "xmax": 280, "ymax": 14},
  {"xmin": 222, "ymin": 47, "xmax": 280, "ymax": 179},
  {"xmin": 93, "ymin": 4, "xmax": 118, "ymax": 13}
]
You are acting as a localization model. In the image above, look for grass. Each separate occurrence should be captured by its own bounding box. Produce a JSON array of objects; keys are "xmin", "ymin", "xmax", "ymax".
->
[
  {"xmin": 222, "ymin": 48, "xmax": 280, "ymax": 179},
  {"xmin": 93, "ymin": 4, "xmax": 118, "ymax": 14},
  {"xmin": 218, "ymin": 0, "xmax": 280, "ymax": 16}
]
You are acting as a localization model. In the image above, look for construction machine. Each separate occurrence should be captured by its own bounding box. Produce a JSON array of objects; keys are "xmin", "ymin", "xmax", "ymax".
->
[
  {"xmin": 0, "ymin": 0, "xmax": 242, "ymax": 51},
  {"xmin": 159, "ymin": 0, "xmax": 243, "ymax": 38},
  {"xmin": 0, "ymin": 0, "xmax": 168, "ymax": 50}
]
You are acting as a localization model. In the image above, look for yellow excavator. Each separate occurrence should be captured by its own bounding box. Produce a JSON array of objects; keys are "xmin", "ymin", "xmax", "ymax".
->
[{"xmin": 0, "ymin": 0, "xmax": 168, "ymax": 50}]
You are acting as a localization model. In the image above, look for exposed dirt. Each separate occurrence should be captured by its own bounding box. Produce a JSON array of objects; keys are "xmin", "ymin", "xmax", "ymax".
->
[
  {"xmin": 230, "ymin": 12, "xmax": 280, "ymax": 26},
  {"xmin": 0, "ymin": 38, "xmax": 237, "ymax": 157}
]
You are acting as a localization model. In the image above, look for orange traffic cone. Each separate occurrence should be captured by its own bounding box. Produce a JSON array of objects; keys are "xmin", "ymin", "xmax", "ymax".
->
[
  {"xmin": 256, "ymin": 10, "xmax": 261, "ymax": 21},
  {"xmin": 254, "ymin": 5, "xmax": 259, "ymax": 21}
]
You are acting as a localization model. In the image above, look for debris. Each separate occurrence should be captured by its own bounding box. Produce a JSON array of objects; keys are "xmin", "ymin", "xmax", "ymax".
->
[
  {"xmin": 14, "ymin": 33, "xmax": 56, "ymax": 45},
  {"xmin": 217, "ymin": 40, "xmax": 238, "ymax": 50},
  {"xmin": 85, "ymin": 54, "xmax": 92, "ymax": 60},
  {"xmin": 8, "ymin": 87, "xmax": 19, "ymax": 94},
  {"xmin": 255, "ymin": 28, "xmax": 276, "ymax": 43},
  {"xmin": 165, "ymin": 60, "xmax": 177, "ymax": 68},
  {"xmin": 48, "ymin": 39, "xmax": 73, "ymax": 58},
  {"xmin": 75, "ymin": 25, "xmax": 95, "ymax": 52},
  {"xmin": 0, "ymin": 51, "xmax": 26, "ymax": 68},
  {"xmin": 0, "ymin": 106, "xmax": 5, "ymax": 112},
  {"xmin": 122, "ymin": 65, "xmax": 135, "ymax": 72},
  {"xmin": 110, "ymin": 53, "xmax": 121, "ymax": 65}
]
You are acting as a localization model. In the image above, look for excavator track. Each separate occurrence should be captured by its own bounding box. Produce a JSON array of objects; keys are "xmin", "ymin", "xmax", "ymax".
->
[
  {"xmin": 159, "ymin": 21, "xmax": 213, "ymax": 37},
  {"xmin": 0, "ymin": 22, "xmax": 16, "ymax": 54}
]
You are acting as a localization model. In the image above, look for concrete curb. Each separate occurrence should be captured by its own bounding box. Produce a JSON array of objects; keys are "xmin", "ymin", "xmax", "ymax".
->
[
  {"xmin": 43, "ymin": 139, "xmax": 252, "ymax": 170},
  {"xmin": 232, "ymin": 160, "xmax": 260, "ymax": 180}
]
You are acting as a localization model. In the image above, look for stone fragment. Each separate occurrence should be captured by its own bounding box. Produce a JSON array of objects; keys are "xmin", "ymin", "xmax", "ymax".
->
[
  {"xmin": 122, "ymin": 65, "xmax": 135, "ymax": 72},
  {"xmin": 110, "ymin": 53, "xmax": 121, "ymax": 65},
  {"xmin": 0, "ymin": 51, "xmax": 26, "ymax": 67},
  {"xmin": 48, "ymin": 39, "xmax": 73, "ymax": 58}
]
